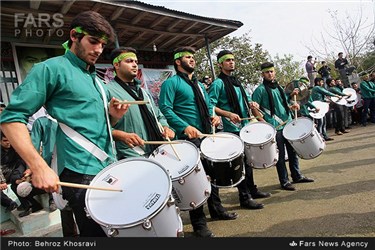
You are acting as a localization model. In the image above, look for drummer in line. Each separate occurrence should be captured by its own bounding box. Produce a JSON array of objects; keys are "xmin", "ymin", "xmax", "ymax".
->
[
  {"xmin": 207, "ymin": 49, "xmax": 271, "ymax": 210},
  {"xmin": 252, "ymin": 62, "xmax": 314, "ymax": 191},
  {"xmin": 310, "ymin": 77, "xmax": 342, "ymax": 141},
  {"xmin": 326, "ymin": 78, "xmax": 351, "ymax": 135},
  {"xmin": 107, "ymin": 46, "xmax": 175, "ymax": 159}
]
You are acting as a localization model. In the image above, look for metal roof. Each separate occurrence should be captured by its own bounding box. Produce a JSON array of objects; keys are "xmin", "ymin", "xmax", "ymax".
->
[{"xmin": 1, "ymin": 0, "xmax": 243, "ymax": 52}]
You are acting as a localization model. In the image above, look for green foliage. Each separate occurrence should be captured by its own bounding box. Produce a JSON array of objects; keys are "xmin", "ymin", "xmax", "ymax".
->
[
  {"xmin": 195, "ymin": 31, "xmax": 306, "ymax": 88},
  {"xmin": 272, "ymin": 54, "xmax": 304, "ymax": 87}
]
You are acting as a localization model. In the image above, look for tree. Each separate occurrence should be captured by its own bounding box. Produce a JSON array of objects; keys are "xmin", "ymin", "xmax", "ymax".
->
[
  {"xmin": 195, "ymin": 31, "xmax": 269, "ymax": 86},
  {"xmin": 271, "ymin": 54, "xmax": 305, "ymax": 87},
  {"xmin": 305, "ymin": 6, "xmax": 375, "ymax": 74}
]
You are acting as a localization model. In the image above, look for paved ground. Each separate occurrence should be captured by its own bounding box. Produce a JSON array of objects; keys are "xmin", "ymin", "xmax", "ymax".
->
[
  {"xmin": 180, "ymin": 123, "xmax": 375, "ymax": 238},
  {"xmin": 2, "ymin": 123, "xmax": 374, "ymax": 240}
]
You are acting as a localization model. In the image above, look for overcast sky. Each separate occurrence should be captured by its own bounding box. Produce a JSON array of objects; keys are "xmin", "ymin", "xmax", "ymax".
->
[{"xmin": 140, "ymin": 0, "xmax": 375, "ymax": 63}]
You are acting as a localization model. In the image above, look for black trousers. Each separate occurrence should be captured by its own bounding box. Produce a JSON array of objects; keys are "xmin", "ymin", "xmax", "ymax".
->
[
  {"xmin": 60, "ymin": 168, "xmax": 107, "ymax": 237},
  {"xmin": 187, "ymin": 138, "xmax": 226, "ymax": 230}
]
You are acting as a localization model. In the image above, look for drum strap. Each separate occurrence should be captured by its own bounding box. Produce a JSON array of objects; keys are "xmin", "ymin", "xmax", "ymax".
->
[{"xmin": 261, "ymin": 107, "xmax": 284, "ymax": 125}]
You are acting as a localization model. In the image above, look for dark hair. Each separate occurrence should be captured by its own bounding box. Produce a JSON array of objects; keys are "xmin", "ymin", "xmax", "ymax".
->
[
  {"xmin": 260, "ymin": 62, "xmax": 274, "ymax": 71},
  {"xmin": 326, "ymin": 78, "xmax": 334, "ymax": 85},
  {"xmin": 217, "ymin": 50, "xmax": 233, "ymax": 62},
  {"xmin": 68, "ymin": 11, "xmax": 115, "ymax": 47},
  {"xmin": 307, "ymin": 55, "xmax": 313, "ymax": 60},
  {"xmin": 338, "ymin": 52, "xmax": 343, "ymax": 56},
  {"xmin": 173, "ymin": 46, "xmax": 196, "ymax": 71},
  {"xmin": 314, "ymin": 77, "xmax": 322, "ymax": 85},
  {"xmin": 321, "ymin": 61, "xmax": 326, "ymax": 64}
]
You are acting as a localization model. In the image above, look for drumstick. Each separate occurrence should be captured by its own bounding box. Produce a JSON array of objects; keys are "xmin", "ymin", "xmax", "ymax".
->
[
  {"xmin": 156, "ymin": 122, "xmax": 181, "ymax": 161},
  {"xmin": 293, "ymin": 95, "xmax": 298, "ymax": 121},
  {"xmin": 275, "ymin": 120, "xmax": 288, "ymax": 130},
  {"xmin": 240, "ymin": 116, "xmax": 261, "ymax": 120},
  {"xmin": 143, "ymin": 141, "xmax": 180, "ymax": 145},
  {"xmin": 57, "ymin": 181, "xmax": 123, "ymax": 192},
  {"xmin": 212, "ymin": 107, "xmax": 216, "ymax": 142},
  {"xmin": 166, "ymin": 137, "xmax": 181, "ymax": 161},
  {"xmin": 200, "ymin": 133, "xmax": 233, "ymax": 138},
  {"xmin": 114, "ymin": 100, "xmax": 149, "ymax": 105}
]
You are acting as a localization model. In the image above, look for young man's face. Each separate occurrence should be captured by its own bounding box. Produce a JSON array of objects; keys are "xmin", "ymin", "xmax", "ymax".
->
[
  {"xmin": 221, "ymin": 58, "xmax": 235, "ymax": 73},
  {"xmin": 1, "ymin": 136, "xmax": 11, "ymax": 149},
  {"xmin": 262, "ymin": 69, "xmax": 276, "ymax": 82},
  {"xmin": 178, "ymin": 54, "xmax": 195, "ymax": 73},
  {"xmin": 73, "ymin": 34, "xmax": 107, "ymax": 66},
  {"xmin": 117, "ymin": 56, "xmax": 138, "ymax": 80}
]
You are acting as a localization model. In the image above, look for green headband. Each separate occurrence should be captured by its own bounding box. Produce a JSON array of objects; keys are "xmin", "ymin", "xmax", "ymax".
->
[
  {"xmin": 261, "ymin": 67, "xmax": 275, "ymax": 73},
  {"xmin": 113, "ymin": 52, "xmax": 137, "ymax": 64},
  {"xmin": 61, "ymin": 26, "xmax": 109, "ymax": 53},
  {"xmin": 218, "ymin": 54, "xmax": 234, "ymax": 64},
  {"xmin": 174, "ymin": 51, "xmax": 193, "ymax": 60},
  {"xmin": 299, "ymin": 78, "xmax": 310, "ymax": 84}
]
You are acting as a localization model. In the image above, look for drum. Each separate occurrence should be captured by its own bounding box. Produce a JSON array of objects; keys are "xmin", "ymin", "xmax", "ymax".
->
[
  {"xmin": 200, "ymin": 132, "xmax": 245, "ymax": 188},
  {"xmin": 331, "ymin": 96, "xmax": 347, "ymax": 105},
  {"xmin": 343, "ymin": 88, "xmax": 357, "ymax": 102},
  {"xmin": 239, "ymin": 122, "xmax": 278, "ymax": 169},
  {"xmin": 85, "ymin": 158, "xmax": 183, "ymax": 237},
  {"xmin": 309, "ymin": 101, "xmax": 330, "ymax": 119},
  {"xmin": 283, "ymin": 117, "xmax": 326, "ymax": 159},
  {"xmin": 149, "ymin": 140, "xmax": 211, "ymax": 211}
]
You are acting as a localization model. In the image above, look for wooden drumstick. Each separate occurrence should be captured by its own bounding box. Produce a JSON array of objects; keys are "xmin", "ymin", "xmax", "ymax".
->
[
  {"xmin": 114, "ymin": 100, "xmax": 149, "ymax": 105},
  {"xmin": 240, "ymin": 116, "xmax": 262, "ymax": 121},
  {"xmin": 157, "ymin": 122, "xmax": 181, "ymax": 161},
  {"xmin": 199, "ymin": 133, "xmax": 232, "ymax": 138},
  {"xmin": 293, "ymin": 95, "xmax": 298, "ymax": 121},
  {"xmin": 275, "ymin": 120, "xmax": 288, "ymax": 130},
  {"xmin": 144, "ymin": 141, "xmax": 180, "ymax": 145},
  {"xmin": 57, "ymin": 181, "xmax": 123, "ymax": 192},
  {"xmin": 212, "ymin": 107, "xmax": 216, "ymax": 142}
]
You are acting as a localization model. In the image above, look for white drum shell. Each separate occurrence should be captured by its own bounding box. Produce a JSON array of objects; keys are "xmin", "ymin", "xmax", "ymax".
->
[
  {"xmin": 283, "ymin": 117, "xmax": 326, "ymax": 159},
  {"xmin": 149, "ymin": 140, "xmax": 211, "ymax": 211},
  {"xmin": 240, "ymin": 122, "xmax": 278, "ymax": 169},
  {"xmin": 85, "ymin": 158, "xmax": 183, "ymax": 237}
]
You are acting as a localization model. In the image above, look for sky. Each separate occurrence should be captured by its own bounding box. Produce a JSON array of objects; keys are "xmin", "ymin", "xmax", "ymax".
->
[{"xmin": 139, "ymin": 0, "xmax": 375, "ymax": 63}]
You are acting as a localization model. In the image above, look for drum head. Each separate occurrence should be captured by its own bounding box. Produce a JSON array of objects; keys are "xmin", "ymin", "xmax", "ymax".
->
[
  {"xmin": 309, "ymin": 101, "xmax": 329, "ymax": 119},
  {"xmin": 283, "ymin": 117, "xmax": 313, "ymax": 141},
  {"xmin": 85, "ymin": 158, "xmax": 171, "ymax": 228},
  {"xmin": 200, "ymin": 132, "xmax": 243, "ymax": 162},
  {"xmin": 240, "ymin": 122, "xmax": 276, "ymax": 145},
  {"xmin": 345, "ymin": 98, "xmax": 358, "ymax": 107},
  {"xmin": 343, "ymin": 88, "xmax": 357, "ymax": 101},
  {"xmin": 331, "ymin": 96, "xmax": 347, "ymax": 105},
  {"xmin": 150, "ymin": 140, "xmax": 199, "ymax": 179}
]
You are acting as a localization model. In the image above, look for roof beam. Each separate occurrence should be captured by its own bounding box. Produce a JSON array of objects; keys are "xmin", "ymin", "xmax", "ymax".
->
[
  {"xmin": 115, "ymin": 23, "xmax": 204, "ymax": 38},
  {"xmin": 44, "ymin": 1, "xmax": 76, "ymax": 44},
  {"xmin": 30, "ymin": 0, "xmax": 41, "ymax": 10},
  {"xmin": 131, "ymin": 12, "xmax": 148, "ymax": 25},
  {"xmin": 149, "ymin": 16, "xmax": 168, "ymax": 29},
  {"xmin": 111, "ymin": 8, "xmax": 124, "ymax": 21}
]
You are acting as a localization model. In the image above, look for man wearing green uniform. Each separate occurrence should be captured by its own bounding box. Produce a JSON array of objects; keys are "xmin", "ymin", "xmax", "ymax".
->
[
  {"xmin": 208, "ymin": 50, "xmax": 270, "ymax": 210},
  {"xmin": 159, "ymin": 46, "xmax": 237, "ymax": 237},
  {"xmin": 0, "ymin": 11, "xmax": 129, "ymax": 236},
  {"xmin": 108, "ymin": 47, "xmax": 175, "ymax": 159},
  {"xmin": 252, "ymin": 62, "xmax": 314, "ymax": 191},
  {"xmin": 359, "ymin": 72, "xmax": 375, "ymax": 126}
]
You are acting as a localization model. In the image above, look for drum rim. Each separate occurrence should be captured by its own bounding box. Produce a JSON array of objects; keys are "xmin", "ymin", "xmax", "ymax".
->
[
  {"xmin": 240, "ymin": 121, "xmax": 276, "ymax": 145},
  {"xmin": 200, "ymin": 132, "xmax": 244, "ymax": 162},
  {"xmin": 283, "ymin": 117, "xmax": 314, "ymax": 141},
  {"xmin": 85, "ymin": 158, "xmax": 173, "ymax": 228},
  {"xmin": 150, "ymin": 140, "xmax": 203, "ymax": 179}
]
